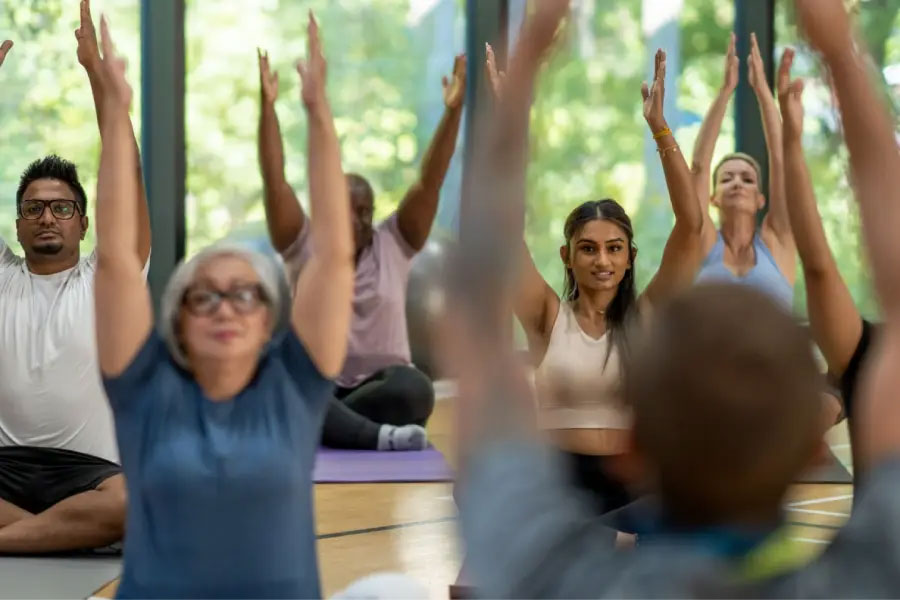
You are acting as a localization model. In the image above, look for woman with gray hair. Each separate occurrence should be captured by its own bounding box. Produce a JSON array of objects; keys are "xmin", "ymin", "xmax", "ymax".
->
[{"xmin": 92, "ymin": 14, "xmax": 353, "ymax": 599}]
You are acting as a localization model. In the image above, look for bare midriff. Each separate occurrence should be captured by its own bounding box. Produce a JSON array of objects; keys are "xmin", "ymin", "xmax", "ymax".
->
[{"xmin": 545, "ymin": 427, "xmax": 630, "ymax": 456}]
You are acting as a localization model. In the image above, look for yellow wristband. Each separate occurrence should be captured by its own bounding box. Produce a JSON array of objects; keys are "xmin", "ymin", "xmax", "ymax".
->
[{"xmin": 653, "ymin": 127, "xmax": 672, "ymax": 139}]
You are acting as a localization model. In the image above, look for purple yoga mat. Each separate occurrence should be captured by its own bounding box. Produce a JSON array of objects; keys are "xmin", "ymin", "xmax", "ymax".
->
[{"xmin": 313, "ymin": 446, "xmax": 454, "ymax": 483}]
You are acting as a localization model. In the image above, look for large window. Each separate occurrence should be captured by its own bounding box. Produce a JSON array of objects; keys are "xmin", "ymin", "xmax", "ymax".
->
[
  {"xmin": 776, "ymin": 0, "xmax": 900, "ymax": 318},
  {"xmin": 0, "ymin": 0, "xmax": 141, "ymax": 253},
  {"xmin": 525, "ymin": 0, "xmax": 736, "ymax": 294},
  {"xmin": 185, "ymin": 0, "xmax": 465, "ymax": 254}
]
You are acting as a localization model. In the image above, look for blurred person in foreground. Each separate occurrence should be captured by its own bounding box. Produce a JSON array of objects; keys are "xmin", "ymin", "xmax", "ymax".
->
[{"xmin": 449, "ymin": 0, "xmax": 900, "ymax": 596}]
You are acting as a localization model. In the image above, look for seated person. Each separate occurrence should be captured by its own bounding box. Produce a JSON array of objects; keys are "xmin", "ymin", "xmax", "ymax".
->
[
  {"xmin": 257, "ymin": 50, "xmax": 467, "ymax": 450},
  {"xmin": 0, "ymin": 2, "xmax": 149, "ymax": 553},
  {"xmin": 692, "ymin": 32, "xmax": 796, "ymax": 311}
]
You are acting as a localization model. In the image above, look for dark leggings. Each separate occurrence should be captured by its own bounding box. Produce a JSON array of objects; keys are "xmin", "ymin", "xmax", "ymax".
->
[
  {"xmin": 321, "ymin": 365, "xmax": 435, "ymax": 449},
  {"xmin": 563, "ymin": 452, "xmax": 632, "ymax": 515}
]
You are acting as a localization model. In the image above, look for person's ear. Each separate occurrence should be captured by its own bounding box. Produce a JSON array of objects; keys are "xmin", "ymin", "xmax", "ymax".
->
[
  {"xmin": 559, "ymin": 244, "xmax": 570, "ymax": 267},
  {"xmin": 80, "ymin": 215, "xmax": 89, "ymax": 240}
]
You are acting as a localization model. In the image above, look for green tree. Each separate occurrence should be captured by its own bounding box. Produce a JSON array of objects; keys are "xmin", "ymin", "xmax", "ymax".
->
[{"xmin": 0, "ymin": 0, "xmax": 140, "ymax": 253}]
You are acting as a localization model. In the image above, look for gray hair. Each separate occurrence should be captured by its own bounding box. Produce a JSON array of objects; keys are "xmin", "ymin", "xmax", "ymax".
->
[{"xmin": 159, "ymin": 242, "xmax": 285, "ymax": 368}]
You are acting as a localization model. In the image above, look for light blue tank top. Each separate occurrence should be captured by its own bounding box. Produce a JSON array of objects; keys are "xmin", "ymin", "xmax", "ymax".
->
[{"xmin": 696, "ymin": 232, "xmax": 793, "ymax": 311}]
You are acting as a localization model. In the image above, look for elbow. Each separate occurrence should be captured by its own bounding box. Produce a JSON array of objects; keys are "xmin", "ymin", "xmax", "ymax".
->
[{"xmin": 677, "ymin": 209, "xmax": 705, "ymax": 237}]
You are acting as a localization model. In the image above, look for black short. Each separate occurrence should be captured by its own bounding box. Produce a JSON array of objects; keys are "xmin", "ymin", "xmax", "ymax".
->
[
  {"xmin": 0, "ymin": 446, "xmax": 121, "ymax": 514},
  {"xmin": 840, "ymin": 319, "xmax": 877, "ymax": 421}
]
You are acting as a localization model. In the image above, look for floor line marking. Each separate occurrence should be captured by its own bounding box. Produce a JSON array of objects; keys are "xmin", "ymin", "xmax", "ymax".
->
[
  {"xmin": 787, "ymin": 494, "xmax": 853, "ymax": 507},
  {"xmin": 786, "ymin": 507, "xmax": 850, "ymax": 518},
  {"xmin": 317, "ymin": 516, "xmax": 457, "ymax": 540}
]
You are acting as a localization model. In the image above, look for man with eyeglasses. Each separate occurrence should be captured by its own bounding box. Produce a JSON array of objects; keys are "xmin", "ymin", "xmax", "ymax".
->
[{"xmin": 0, "ymin": 0, "xmax": 150, "ymax": 553}]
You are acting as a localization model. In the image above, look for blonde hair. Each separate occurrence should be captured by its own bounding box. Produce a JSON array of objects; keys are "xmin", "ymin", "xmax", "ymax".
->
[
  {"xmin": 712, "ymin": 152, "xmax": 763, "ymax": 191},
  {"xmin": 159, "ymin": 242, "xmax": 284, "ymax": 368}
]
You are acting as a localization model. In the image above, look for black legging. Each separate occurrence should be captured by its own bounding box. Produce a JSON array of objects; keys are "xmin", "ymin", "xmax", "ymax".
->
[
  {"xmin": 321, "ymin": 365, "xmax": 435, "ymax": 449},
  {"xmin": 564, "ymin": 452, "xmax": 633, "ymax": 514}
]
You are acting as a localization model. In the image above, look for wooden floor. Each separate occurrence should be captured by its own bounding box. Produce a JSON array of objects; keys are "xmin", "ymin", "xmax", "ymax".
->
[{"xmin": 92, "ymin": 399, "xmax": 853, "ymax": 599}]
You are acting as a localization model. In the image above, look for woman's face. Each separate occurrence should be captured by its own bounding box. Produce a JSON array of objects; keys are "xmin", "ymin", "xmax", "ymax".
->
[
  {"xmin": 712, "ymin": 158, "xmax": 765, "ymax": 215},
  {"xmin": 178, "ymin": 255, "xmax": 272, "ymax": 367},
  {"xmin": 561, "ymin": 219, "xmax": 632, "ymax": 296}
]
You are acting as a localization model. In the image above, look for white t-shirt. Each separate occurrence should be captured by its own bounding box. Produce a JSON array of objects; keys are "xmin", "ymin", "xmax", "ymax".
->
[{"xmin": 0, "ymin": 238, "xmax": 146, "ymax": 463}]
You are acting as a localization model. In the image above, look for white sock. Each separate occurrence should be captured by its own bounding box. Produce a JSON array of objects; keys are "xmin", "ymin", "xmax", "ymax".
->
[{"xmin": 376, "ymin": 424, "xmax": 428, "ymax": 451}]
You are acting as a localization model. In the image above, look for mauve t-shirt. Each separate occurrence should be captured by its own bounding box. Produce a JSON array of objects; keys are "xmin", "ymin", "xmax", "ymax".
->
[{"xmin": 282, "ymin": 214, "xmax": 416, "ymax": 388}]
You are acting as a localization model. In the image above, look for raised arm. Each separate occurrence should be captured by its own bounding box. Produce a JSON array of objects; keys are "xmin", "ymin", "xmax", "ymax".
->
[
  {"xmin": 452, "ymin": 0, "xmax": 568, "ymax": 461},
  {"xmin": 796, "ymin": 0, "xmax": 900, "ymax": 471},
  {"xmin": 484, "ymin": 43, "xmax": 559, "ymax": 358},
  {"xmin": 0, "ymin": 39, "xmax": 11, "ymax": 68},
  {"xmin": 396, "ymin": 55, "xmax": 467, "ymax": 251},
  {"xmin": 290, "ymin": 14, "xmax": 354, "ymax": 378},
  {"xmin": 0, "ymin": 39, "xmax": 10, "ymax": 253},
  {"xmin": 93, "ymin": 17, "xmax": 153, "ymax": 377},
  {"xmin": 778, "ymin": 48, "xmax": 862, "ymax": 376},
  {"xmin": 692, "ymin": 33, "xmax": 737, "ymax": 244},
  {"xmin": 640, "ymin": 50, "xmax": 705, "ymax": 310},
  {"xmin": 749, "ymin": 33, "xmax": 793, "ymax": 255},
  {"xmin": 258, "ymin": 48, "xmax": 305, "ymax": 253},
  {"xmin": 76, "ymin": 0, "xmax": 150, "ymax": 265}
]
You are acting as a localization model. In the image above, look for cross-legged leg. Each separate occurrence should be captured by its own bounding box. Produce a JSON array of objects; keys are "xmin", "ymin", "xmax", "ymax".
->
[
  {"xmin": 0, "ymin": 474, "xmax": 125, "ymax": 553},
  {"xmin": 341, "ymin": 365, "xmax": 435, "ymax": 426},
  {"xmin": 321, "ymin": 398, "xmax": 383, "ymax": 449},
  {"xmin": 0, "ymin": 498, "xmax": 31, "ymax": 529},
  {"xmin": 320, "ymin": 366, "xmax": 435, "ymax": 450}
]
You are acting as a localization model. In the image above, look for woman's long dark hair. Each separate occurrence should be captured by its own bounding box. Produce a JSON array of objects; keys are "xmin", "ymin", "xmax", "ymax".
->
[{"xmin": 562, "ymin": 199, "xmax": 638, "ymax": 369}]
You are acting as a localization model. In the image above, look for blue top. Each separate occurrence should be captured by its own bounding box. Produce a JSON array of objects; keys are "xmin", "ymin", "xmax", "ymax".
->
[
  {"xmin": 696, "ymin": 232, "xmax": 793, "ymax": 311},
  {"xmin": 103, "ymin": 329, "xmax": 333, "ymax": 599}
]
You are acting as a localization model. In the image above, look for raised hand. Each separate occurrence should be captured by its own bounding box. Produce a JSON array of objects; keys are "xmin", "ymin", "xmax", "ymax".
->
[
  {"xmin": 641, "ymin": 49, "xmax": 668, "ymax": 132},
  {"xmin": 442, "ymin": 54, "xmax": 467, "ymax": 110},
  {"xmin": 258, "ymin": 48, "xmax": 279, "ymax": 105},
  {"xmin": 0, "ymin": 40, "xmax": 12, "ymax": 69},
  {"xmin": 484, "ymin": 42, "xmax": 506, "ymax": 102},
  {"xmin": 777, "ymin": 48, "xmax": 804, "ymax": 141},
  {"xmin": 75, "ymin": 0, "xmax": 101, "ymax": 72},
  {"xmin": 795, "ymin": 0, "xmax": 853, "ymax": 59},
  {"xmin": 747, "ymin": 32, "xmax": 774, "ymax": 96},
  {"xmin": 98, "ymin": 17, "xmax": 133, "ymax": 110},
  {"xmin": 296, "ymin": 11, "xmax": 327, "ymax": 111},
  {"xmin": 723, "ymin": 32, "xmax": 738, "ymax": 93}
]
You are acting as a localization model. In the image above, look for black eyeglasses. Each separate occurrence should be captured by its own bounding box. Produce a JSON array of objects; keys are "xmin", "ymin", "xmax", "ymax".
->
[
  {"xmin": 18, "ymin": 199, "xmax": 82, "ymax": 221},
  {"xmin": 182, "ymin": 284, "xmax": 269, "ymax": 317}
]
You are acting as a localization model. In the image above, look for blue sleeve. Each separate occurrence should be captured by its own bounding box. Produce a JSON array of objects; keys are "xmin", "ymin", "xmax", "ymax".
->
[
  {"xmin": 102, "ymin": 330, "xmax": 171, "ymax": 414},
  {"xmin": 273, "ymin": 327, "xmax": 335, "ymax": 411},
  {"xmin": 459, "ymin": 438, "xmax": 620, "ymax": 598}
]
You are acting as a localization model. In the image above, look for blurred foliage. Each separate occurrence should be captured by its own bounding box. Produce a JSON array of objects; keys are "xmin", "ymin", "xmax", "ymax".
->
[
  {"xmin": 183, "ymin": 0, "xmax": 465, "ymax": 251},
  {"xmin": 1, "ymin": 0, "xmax": 898, "ymax": 320},
  {"xmin": 528, "ymin": 0, "xmax": 898, "ymax": 320},
  {"xmin": 0, "ymin": 0, "xmax": 140, "ymax": 254}
]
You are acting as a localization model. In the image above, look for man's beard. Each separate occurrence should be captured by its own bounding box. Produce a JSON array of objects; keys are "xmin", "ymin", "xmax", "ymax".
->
[{"xmin": 32, "ymin": 240, "xmax": 64, "ymax": 255}]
